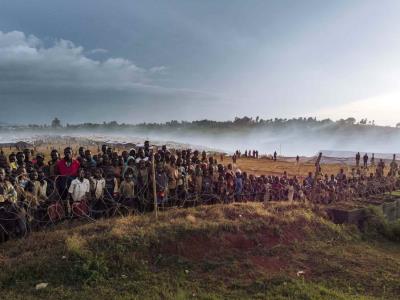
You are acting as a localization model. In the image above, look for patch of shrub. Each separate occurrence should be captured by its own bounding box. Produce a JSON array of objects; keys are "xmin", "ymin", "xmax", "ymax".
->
[
  {"xmin": 362, "ymin": 206, "xmax": 400, "ymax": 242},
  {"xmin": 68, "ymin": 254, "xmax": 109, "ymax": 284}
]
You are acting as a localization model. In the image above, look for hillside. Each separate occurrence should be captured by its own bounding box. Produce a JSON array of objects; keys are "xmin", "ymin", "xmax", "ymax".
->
[{"xmin": 0, "ymin": 203, "xmax": 399, "ymax": 299}]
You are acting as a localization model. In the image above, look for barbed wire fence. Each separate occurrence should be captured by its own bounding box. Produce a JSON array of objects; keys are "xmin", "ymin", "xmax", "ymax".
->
[{"xmin": 0, "ymin": 169, "xmax": 399, "ymax": 243}]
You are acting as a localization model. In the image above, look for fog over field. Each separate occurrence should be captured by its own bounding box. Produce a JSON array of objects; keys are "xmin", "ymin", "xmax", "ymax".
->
[{"xmin": 2, "ymin": 121, "xmax": 400, "ymax": 157}]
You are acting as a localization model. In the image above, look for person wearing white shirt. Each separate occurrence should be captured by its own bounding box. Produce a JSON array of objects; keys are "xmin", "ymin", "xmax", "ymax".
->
[
  {"xmin": 90, "ymin": 169, "xmax": 106, "ymax": 200},
  {"xmin": 68, "ymin": 168, "xmax": 90, "ymax": 203}
]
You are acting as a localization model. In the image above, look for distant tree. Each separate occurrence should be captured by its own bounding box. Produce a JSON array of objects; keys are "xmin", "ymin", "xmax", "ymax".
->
[
  {"xmin": 108, "ymin": 121, "xmax": 118, "ymax": 127},
  {"xmin": 51, "ymin": 117, "xmax": 62, "ymax": 128},
  {"xmin": 321, "ymin": 118, "xmax": 333, "ymax": 124},
  {"xmin": 396, "ymin": 122, "xmax": 400, "ymax": 128},
  {"xmin": 359, "ymin": 118, "xmax": 368, "ymax": 125},
  {"xmin": 344, "ymin": 117, "xmax": 356, "ymax": 125},
  {"xmin": 234, "ymin": 116, "xmax": 252, "ymax": 125}
]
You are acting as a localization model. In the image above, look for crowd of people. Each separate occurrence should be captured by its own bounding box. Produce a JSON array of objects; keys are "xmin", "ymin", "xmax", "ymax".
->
[
  {"xmin": 233, "ymin": 149, "xmax": 278, "ymax": 162},
  {"xmin": 0, "ymin": 142, "xmax": 399, "ymax": 241}
]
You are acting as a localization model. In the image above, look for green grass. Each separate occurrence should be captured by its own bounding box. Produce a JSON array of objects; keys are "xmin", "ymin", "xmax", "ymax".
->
[
  {"xmin": 0, "ymin": 203, "xmax": 399, "ymax": 299},
  {"xmin": 384, "ymin": 190, "xmax": 400, "ymax": 197},
  {"xmin": 362, "ymin": 206, "xmax": 400, "ymax": 242}
]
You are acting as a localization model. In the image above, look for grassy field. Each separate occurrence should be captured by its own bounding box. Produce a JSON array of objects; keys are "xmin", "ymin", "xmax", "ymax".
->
[{"xmin": 0, "ymin": 202, "xmax": 399, "ymax": 299}]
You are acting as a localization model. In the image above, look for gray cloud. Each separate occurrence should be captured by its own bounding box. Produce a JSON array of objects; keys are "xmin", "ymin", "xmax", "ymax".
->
[
  {"xmin": 0, "ymin": 30, "xmax": 228, "ymax": 123},
  {"xmin": 87, "ymin": 48, "xmax": 109, "ymax": 55},
  {"xmin": 0, "ymin": 30, "xmax": 156, "ymax": 91}
]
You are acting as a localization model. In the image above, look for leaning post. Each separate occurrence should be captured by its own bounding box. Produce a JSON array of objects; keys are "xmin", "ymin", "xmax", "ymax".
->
[{"xmin": 152, "ymin": 146, "xmax": 158, "ymax": 220}]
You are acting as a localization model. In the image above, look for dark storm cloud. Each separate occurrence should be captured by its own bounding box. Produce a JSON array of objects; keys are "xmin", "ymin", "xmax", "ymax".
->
[{"xmin": 0, "ymin": 30, "xmax": 225, "ymax": 123}]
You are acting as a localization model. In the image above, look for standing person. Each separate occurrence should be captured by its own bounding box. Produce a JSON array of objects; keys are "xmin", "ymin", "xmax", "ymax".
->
[
  {"xmin": 56, "ymin": 147, "xmax": 80, "ymax": 177},
  {"xmin": 83, "ymin": 149, "xmax": 97, "ymax": 176},
  {"xmin": 273, "ymin": 151, "xmax": 277, "ymax": 161},
  {"xmin": 296, "ymin": 155, "xmax": 300, "ymax": 165},
  {"xmin": 101, "ymin": 144, "xmax": 108, "ymax": 156},
  {"xmin": 389, "ymin": 155, "xmax": 398, "ymax": 177},
  {"xmin": 56, "ymin": 147, "xmax": 80, "ymax": 200},
  {"xmin": 0, "ymin": 150, "xmax": 8, "ymax": 169},
  {"xmin": 16, "ymin": 152, "xmax": 25, "ymax": 169},
  {"xmin": 33, "ymin": 169, "xmax": 48, "ymax": 202},
  {"xmin": 121, "ymin": 150, "xmax": 129, "ymax": 164},
  {"xmin": 45, "ymin": 149, "xmax": 60, "ymax": 178},
  {"xmin": 336, "ymin": 169, "xmax": 346, "ymax": 183},
  {"xmin": 176, "ymin": 158, "xmax": 187, "ymax": 204},
  {"xmin": 234, "ymin": 171, "xmax": 243, "ymax": 202},
  {"xmin": 101, "ymin": 155, "xmax": 119, "ymax": 199},
  {"xmin": 263, "ymin": 178, "xmax": 271, "ymax": 204},
  {"xmin": 77, "ymin": 147, "xmax": 85, "ymax": 164},
  {"xmin": 363, "ymin": 153, "xmax": 369, "ymax": 168},
  {"xmin": 287, "ymin": 179, "xmax": 295, "ymax": 202},
  {"xmin": 68, "ymin": 168, "xmax": 90, "ymax": 216},
  {"xmin": 23, "ymin": 148, "xmax": 34, "ymax": 171},
  {"xmin": 89, "ymin": 168, "xmax": 108, "ymax": 218},
  {"xmin": 90, "ymin": 168, "xmax": 106, "ymax": 201},
  {"xmin": 137, "ymin": 160, "xmax": 150, "ymax": 210},
  {"xmin": 370, "ymin": 154, "xmax": 375, "ymax": 170},
  {"xmin": 377, "ymin": 159, "xmax": 385, "ymax": 177},
  {"xmin": 34, "ymin": 153, "xmax": 45, "ymax": 171},
  {"xmin": 119, "ymin": 173, "xmax": 136, "ymax": 211},
  {"xmin": 8, "ymin": 153, "xmax": 17, "ymax": 171},
  {"xmin": 166, "ymin": 156, "xmax": 179, "ymax": 205},
  {"xmin": 155, "ymin": 164, "xmax": 169, "ymax": 206},
  {"xmin": 355, "ymin": 152, "xmax": 361, "ymax": 168},
  {"xmin": 193, "ymin": 165, "xmax": 203, "ymax": 201},
  {"xmin": 0, "ymin": 168, "xmax": 17, "ymax": 204}
]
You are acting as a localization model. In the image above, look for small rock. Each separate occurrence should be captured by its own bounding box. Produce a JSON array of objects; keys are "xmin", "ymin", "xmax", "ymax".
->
[
  {"xmin": 35, "ymin": 283, "xmax": 48, "ymax": 290},
  {"xmin": 186, "ymin": 215, "xmax": 196, "ymax": 223},
  {"xmin": 185, "ymin": 269, "xmax": 190, "ymax": 274},
  {"xmin": 297, "ymin": 270, "xmax": 305, "ymax": 277}
]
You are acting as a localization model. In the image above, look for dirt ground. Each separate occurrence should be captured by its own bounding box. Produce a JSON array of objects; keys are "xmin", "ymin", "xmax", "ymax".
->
[{"xmin": 226, "ymin": 157, "xmax": 347, "ymax": 178}]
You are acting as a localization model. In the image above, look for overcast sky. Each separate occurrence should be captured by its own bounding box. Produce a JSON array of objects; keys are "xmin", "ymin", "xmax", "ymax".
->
[{"xmin": 0, "ymin": 0, "xmax": 400, "ymax": 125}]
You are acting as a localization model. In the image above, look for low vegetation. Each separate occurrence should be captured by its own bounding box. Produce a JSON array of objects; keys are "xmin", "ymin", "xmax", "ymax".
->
[{"xmin": 0, "ymin": 202, "xmax": 399, "ymax": 299}]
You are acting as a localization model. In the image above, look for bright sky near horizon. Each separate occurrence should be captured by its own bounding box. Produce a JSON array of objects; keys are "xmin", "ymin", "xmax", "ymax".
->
[{"xmin": 0, "ymin": 0, "xmax": 399, "ymax": 125}]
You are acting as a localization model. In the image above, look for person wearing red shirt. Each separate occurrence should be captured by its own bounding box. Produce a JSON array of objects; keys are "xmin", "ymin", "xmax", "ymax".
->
[
  {"xmin": 56, "ymin": 147, "xmax": 80, "ymax": 201},
  {"xmin": 57, "ymin": 147, "xmax": 80, "ymax": 177}
]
